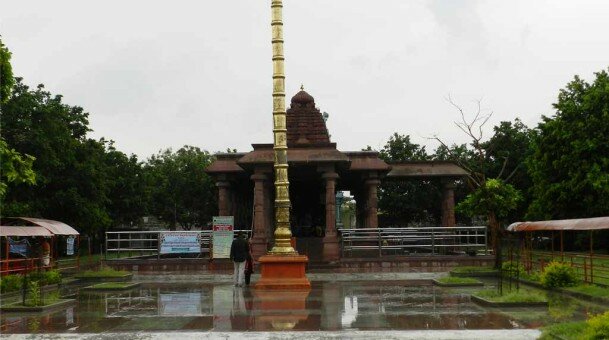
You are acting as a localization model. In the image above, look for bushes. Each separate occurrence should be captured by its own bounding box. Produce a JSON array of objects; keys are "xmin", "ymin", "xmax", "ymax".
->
[
  {"xmin": 582, "ymin": 311, "xmax": 609, "ymax": 340},
  {"xmin": 501, "ymin": 261, "xmax": 525, "ymax": 276},
  {"xmin": 540, "ymin": 261, "xmax": 579, "ymax": 288},
  {"xmin": 0, "ymin": 270, "xmax": 62, "ymax": 294},
  {"xmin": 1, "ymin": 275, "xmax": 22, "ymax": 293}
]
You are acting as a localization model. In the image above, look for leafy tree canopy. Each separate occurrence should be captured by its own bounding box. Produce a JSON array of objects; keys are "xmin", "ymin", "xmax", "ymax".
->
[
  {"xmin": 144, "ymin": 146, "xmax": 216, "ymax": 230},
  {"xmin": 456, "ymin": 178, "xmax": 521, "ymax": 220},
  {"xmin": 0, "ymin": 38, "xmax": 14, "ymax": 103},
  {"xmin": 527, "ymin": 69, "xmax": 609, "ymax": 219}
]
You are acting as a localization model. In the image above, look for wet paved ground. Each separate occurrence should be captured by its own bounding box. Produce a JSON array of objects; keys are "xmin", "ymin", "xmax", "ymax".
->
[
  {"xmin": 3, "ymin": 329, "xmax": 542, "ymax": 339},
  {"xmin": 1, "ymin": 273, "xmax": 606, "ymax": 338}
]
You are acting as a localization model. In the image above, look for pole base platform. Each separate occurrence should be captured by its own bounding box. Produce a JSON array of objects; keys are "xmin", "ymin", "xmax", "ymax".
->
[{"xmin": 254, "ymin": 254, "xmax": 311, "ymax": 290}]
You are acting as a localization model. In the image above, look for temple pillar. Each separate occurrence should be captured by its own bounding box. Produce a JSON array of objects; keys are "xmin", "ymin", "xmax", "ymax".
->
[
  {"xmin": 216, "ymin": 180, "xmax": 231, "ymax": 216},
  {"xmin": 354, "ymin": 190, "xmax": 365, "ymax": 228},
  {"xmin": 365, "ymin": 176, "xmax": 380, "ymax": 228},
  {"xmin": 251, "ymin": 173, "xmax": 268, "ymax": 260},
  {"xmin": 441, "ymin": 179, "xmax": 456, "ymax": 227},
  {"xmin": 322, "ymin": 172, "xmax": 340, "ymax": 262}
]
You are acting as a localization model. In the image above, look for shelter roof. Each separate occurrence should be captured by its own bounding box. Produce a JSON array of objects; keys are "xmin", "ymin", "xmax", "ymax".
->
[
  {"xmin": 0, "ymin": 226, "xmax": 53, "ymax": 237},
  {"xmin": 237, "ymin": 144, "xmax": 350, "ymax": 166},
  {"xmin": 205, "ymin": 153, "xmax": 247, "ymax": 174},
  {"xmin": 508, "ymin": 217, "xmax": 609, "ymax": 232},
  {"xmin": 387, "ymin": 161, "xmax": 468, "ymax": 178},
  {"xmin": 343, "ymin": 151, "xmax": 391, "ymax": 171},
  {"xmin": 9, "ymin": 217, "xmax": 79, "ymax": 235}
]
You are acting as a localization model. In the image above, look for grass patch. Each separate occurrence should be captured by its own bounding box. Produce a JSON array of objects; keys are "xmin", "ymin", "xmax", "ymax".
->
[
  {"xmin": 450, "ymin": 266, "xmax": 496, "ymax": 274},
  {"xmin": 539, "ymin": 321, "xmax": 587, "ymax": 340},
  {"xmin": 89, "ymin": 282, "xmax": 133, "ymax": 290},
  {"xmin": 566, "ymin": 284, "xmax": 609, "ymax": 298},
  {"xmin": 475, "ymin": 289, "xmax": 547, "ymax": 303},
  {"xmin": 437, "ymin": 277, "xmax": 482, "ymax": 284},
  {"xmin": 77, "ymin": 267, "xmax": 129, "ymax": 278}
]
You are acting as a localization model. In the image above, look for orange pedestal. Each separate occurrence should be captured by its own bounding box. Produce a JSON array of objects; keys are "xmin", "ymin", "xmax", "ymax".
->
[
  {"xmin": 253, "ymin": 290, "xmax": 310, "ymax": 331},
  {"xmin": 254, "ymin": 254, "xmax": 311, "ymax": 290}
]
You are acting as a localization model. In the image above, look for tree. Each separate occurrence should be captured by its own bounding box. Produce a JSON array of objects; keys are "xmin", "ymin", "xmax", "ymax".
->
[
  {"xmin": 483, "ymin": 119, "xmax": 533, "ymax": 221},
  {"xmin": 433, "ymin": 97, "xmax": 523, "ymax": 267},
  {"xmin": 376, "ymin": 133, "xmax": 441, "ymax": 226},
  {"xmin": 0, "ymin": 37, "xmax": 14, "ymax": 103},
  {"xmin": 144, "ymin": 146, "xmax": 216, "ymax": 230},
  {"xmin": 0, "ymin": 138, "xmax": 36, "ymax": 199},
  {"xmin": 103, "ymin": 140, "xmax": 148, "ymax": 227},
  {"xmin": 527, "ymin": 69, "xmax": 609, "ymax": 219},
  {"xmin": 1, "ymin": 78, "xmax": 111, "ymax": 235}
]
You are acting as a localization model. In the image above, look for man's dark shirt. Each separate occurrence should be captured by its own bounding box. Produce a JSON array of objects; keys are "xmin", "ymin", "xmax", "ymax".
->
[{"xmin": 230, "ymin": 237, "xmax": 249, "ymax": 262}]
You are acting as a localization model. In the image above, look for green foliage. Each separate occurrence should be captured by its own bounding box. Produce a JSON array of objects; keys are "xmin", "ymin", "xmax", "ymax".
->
[
  {"xmin": 539, "ymin": 321, "xmax": 587, "ymax": 340},
  {"xmin": 0, "ymin": 37, "xmax": 14, "ymax": 103},
  {"xmin": 29, "ymin": 270, "xmax": 62, "ymax": 286},
  {"xmin": 437, "ymin": 276, "xmax": 481, "ymax": 284},
  {"xmin": 0, "ymin": 274, "xmax": 22, "ymax": 293},
  {"xmin": 145, "ymin": 146, "xmax": 216, "ymax": 229},
  {"xmin": 25, "ymin": 280, "xmax": 41, "ymax": 307},
  {"xmin": 482, "ymin": 119, "xmax": 533, "ymax": 220},
  {"xmin": 78, "ymin": 267, "xmax": 129, "ymax": 278},
  {"xmin": 566, "ymin": 284, "xmax": 609, "ymax": 298},
  {"xmin": 376, "ymin": 133, "xmax": 442, "ymax": 225},
  {"xmin": 0, "ymin": 138, "xmax": 36, "ymax": 198},
  {"xmin": 89, "ymin": 282, "xmax": 133, "ymax": 289},
  {"xmin": 540, "ymin": 261, "xmax": 579, "ymax": 288},
  {"xmin": 501, "ymin": 261, "xmax": 525, "ymax": 276},
  {"xmin": 475, "ymin": 289, "xmax": 547, "ymax": 303},
  {"xmin": 456, "ymin": 178, "xmax": 521, "ymax": 220},
  {"xmin": 582, "ymin": 311, "xmax": 609, "ymax": 340},
  {"xmin": 450, "ymin": 266, "xmax": 496, "ymax": 274},
  {"xmin": 527, "ymin": 69, "xmax": 609, "ymax": 219}
]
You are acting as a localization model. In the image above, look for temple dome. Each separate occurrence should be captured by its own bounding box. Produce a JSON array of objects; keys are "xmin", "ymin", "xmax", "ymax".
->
[{"xmin": 291, "ymin": 90, "xmax": 314, "ymax": 105}]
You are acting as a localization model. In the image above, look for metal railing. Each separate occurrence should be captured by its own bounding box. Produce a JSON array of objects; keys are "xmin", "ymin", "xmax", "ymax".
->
[
  {"xmin": 105, "ymin": 230, "xmax": 252, "ymax": 260},
  {"xmin": 339, "ymin": 226, "xmax": 488, "ymax": 257},
  {"xmin": 519, "ymin": 251, "xmax": 609, "ymax": 286}
]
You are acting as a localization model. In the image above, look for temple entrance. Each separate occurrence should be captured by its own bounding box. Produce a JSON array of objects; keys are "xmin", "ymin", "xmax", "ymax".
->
[{"xmin": 289, "ymin": 166, "xmax": 325, "ymax": 238}]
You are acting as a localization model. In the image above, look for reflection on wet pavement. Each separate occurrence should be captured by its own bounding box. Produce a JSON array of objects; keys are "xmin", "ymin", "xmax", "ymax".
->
[{"xmin": 1, "ymin": 279, "xmax": 606, "ymax": 333}]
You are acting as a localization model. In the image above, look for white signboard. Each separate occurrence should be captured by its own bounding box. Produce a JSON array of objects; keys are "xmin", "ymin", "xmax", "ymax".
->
[
  {"xmin": 160, "ymin": 232, "xmax": 201, "ymax": 254},
  {"xmin": 212, "ymin": 216, "xmax": 234, "ymax": 259},
  {"xmin": 160, "ymin": 292, "xmax": 201, "ymax": 316},
  {"xmin": 66, "ymin": 236, "xmax": 75, "ymax": 256}
]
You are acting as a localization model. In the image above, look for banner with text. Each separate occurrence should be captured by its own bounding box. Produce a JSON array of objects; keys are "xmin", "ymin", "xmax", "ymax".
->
[
  {"xmin": 159, "ymin": 232, "xmax": 201, "ymax": 254},
  {"xmin": 212, "ymin": 216, "xmax": 234, "ymax": 259}
]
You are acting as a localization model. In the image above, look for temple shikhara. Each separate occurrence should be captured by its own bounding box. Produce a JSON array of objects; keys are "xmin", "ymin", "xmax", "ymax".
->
[{"xmin": 206, "ymin": 89, "xmax": 468, "ymax": 263}]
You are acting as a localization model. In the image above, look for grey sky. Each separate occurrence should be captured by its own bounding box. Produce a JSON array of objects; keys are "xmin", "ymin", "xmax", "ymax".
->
[{"xmin": 2, "ymin": 0, "xmax": 609, "ymax": 158}]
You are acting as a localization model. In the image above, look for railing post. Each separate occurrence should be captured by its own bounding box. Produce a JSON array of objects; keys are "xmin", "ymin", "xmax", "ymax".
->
[
  {"xmin": 484, "ymin": 226, "xmax": 488, "ymax": 255},
  {"xmin": 105, "ymin": 232, "xmax": 108, "ymax": 261},
  {"xmin": 431, "ymin": 228, "xmax": 435, "ymax": 255},
  {"xmin": 157, "ymin": 232, "xmax": 161, "ymax": 260},
  {"xmin": 378, "ymin": 229, "xmax": 382, "ymax": 257}
]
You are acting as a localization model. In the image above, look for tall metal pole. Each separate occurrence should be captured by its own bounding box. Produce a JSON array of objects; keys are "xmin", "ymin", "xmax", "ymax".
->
[{"xmin": 269, "ymin": 0, "xmax": 296, "ymax": 255}]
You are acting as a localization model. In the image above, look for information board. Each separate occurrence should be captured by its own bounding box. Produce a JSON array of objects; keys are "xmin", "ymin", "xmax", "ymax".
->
[
  {"xmin": 159, "ymin": 232, "xmax": 201, "ymax": 254},
  {"xmin": 66, "ymin": 236, "xmax": 75, "ymax": 256},
  {"xmin": 212, "ymin": 216, "xmax": 234, "ymax": 259}
]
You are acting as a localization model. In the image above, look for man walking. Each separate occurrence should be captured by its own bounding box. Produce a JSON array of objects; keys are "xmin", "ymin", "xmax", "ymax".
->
[{"xmin": 229, "ymin": 232, "xmax": 249, "ymax": 287}]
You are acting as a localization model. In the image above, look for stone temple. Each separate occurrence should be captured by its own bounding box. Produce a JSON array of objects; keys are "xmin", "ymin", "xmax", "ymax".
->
[{"xmin": 206, "ymin": 89, "xmax": 467, "ymax": 263}]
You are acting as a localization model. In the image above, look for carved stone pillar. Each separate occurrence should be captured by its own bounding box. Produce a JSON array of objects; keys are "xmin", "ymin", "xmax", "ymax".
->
[
  {"xmin": 251, "ymin": 173, "xmax": 268, "ymax": 261},
  {"xmin": 216, "ymin": 181, "xmax": 231, "ymax": 216},
  {"xmin": 441, "ymin": 179, "xmax": 456, "ymax": 227},
  {"xmin": 354, "ymin": 190, "xmax": 365, "ymax": 228},
  {"xmin": 365, "ymin": 177, "xmax": 380, "ymax": 228},
  {"xmin": 322, "ymin": 172, "xmax": 340, "ymax": 262}
]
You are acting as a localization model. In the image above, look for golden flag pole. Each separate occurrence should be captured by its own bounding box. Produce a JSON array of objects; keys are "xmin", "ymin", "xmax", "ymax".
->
[{"xmin": 269, "ymin": 0, "xmax": 296, "ymax": 255}]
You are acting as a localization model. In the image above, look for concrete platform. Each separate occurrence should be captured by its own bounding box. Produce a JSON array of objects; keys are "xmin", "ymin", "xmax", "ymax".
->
[{"xmin": 2, "ymin": 330, "xmax": 542, "ymax": 339}]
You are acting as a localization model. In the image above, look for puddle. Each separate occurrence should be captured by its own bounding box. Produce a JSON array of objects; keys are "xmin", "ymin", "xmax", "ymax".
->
[{"xmin": 1, "ymin": 279, "xmax": 606, "ymax": 333}]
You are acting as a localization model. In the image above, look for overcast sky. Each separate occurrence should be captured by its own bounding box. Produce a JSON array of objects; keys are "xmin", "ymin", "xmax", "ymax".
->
[{"xmin": 2, "ymin": 0, "xmax": 609, "ymax": 158}]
